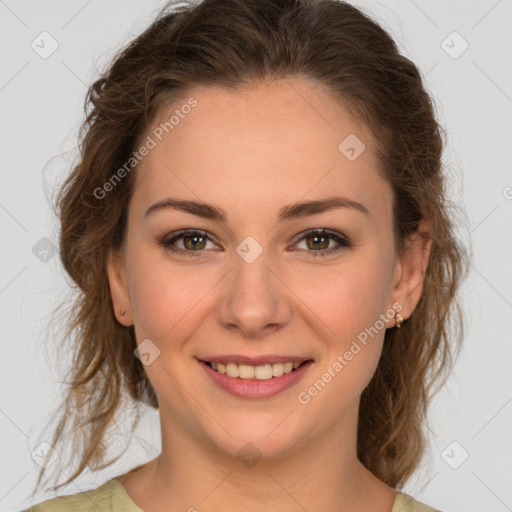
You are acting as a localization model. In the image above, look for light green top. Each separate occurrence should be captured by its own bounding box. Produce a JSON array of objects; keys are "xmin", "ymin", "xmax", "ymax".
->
[{"xmin": 24, "ymin": 476, "xmax": 441, "ymax": 511}]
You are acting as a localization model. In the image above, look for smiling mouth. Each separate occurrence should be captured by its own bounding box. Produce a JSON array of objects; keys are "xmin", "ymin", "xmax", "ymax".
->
[{"xmin": 203, "ymin": 360, "xmax": 311, "ymax": 380}]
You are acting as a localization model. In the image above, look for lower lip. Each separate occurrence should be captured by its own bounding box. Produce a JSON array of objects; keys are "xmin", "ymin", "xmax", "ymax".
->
[{"xmin": 199, "ymin": 360, "xmax": 314, "ymax": 399}]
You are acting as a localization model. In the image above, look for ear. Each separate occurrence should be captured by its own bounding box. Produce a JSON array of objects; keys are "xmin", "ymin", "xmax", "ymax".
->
[
  {"xmin": 107, "ymin": 248, "xmax": 134, "ymax": 326},
  {"xmin": 388, "ymin": 219, "xmax": 433, "ymax": 324}
]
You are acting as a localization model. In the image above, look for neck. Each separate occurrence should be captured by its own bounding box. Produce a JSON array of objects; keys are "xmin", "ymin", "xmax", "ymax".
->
[{"xmin": 123, "ymin": 402, "xmax": 396, "ymax": 512}]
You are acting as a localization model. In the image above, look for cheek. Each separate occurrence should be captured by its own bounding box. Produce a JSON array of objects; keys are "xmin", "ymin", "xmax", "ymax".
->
[
  {"xmin": 290, "ymin": 253, "xmax": 393, "ymax": 399},
  {"xmin": 289, "ymin": 255, "xmax": 392, "ymax": 342},
  {"xmin": 126, "ymin": 245, "xmax": 217, "ymax": 343}
]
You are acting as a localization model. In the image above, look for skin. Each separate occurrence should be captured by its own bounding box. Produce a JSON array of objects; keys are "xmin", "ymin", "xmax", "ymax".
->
[{"xmin": 107, "ymin": 77, "xmax": 432, "ymax": 512}]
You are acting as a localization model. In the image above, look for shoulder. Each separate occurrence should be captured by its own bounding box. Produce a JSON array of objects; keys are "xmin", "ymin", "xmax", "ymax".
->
[
  {"xmin": 392, "ymin": 491, "xmax": 443, "ymax": 512},
  {"xmin": 23, "ymin": 477, "xmax": 141, "ymax": 512}
]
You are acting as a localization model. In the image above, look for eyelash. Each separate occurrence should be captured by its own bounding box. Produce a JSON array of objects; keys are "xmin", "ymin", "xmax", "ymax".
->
[{"xmin": 159, "ymin": 228, "xmax": 352, "ymax": 258}]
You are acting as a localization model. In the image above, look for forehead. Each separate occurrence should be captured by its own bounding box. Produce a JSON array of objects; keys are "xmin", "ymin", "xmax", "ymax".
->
[{"xmin": 131, "ymin": 77, "xmax": 392, "ymax": 224}]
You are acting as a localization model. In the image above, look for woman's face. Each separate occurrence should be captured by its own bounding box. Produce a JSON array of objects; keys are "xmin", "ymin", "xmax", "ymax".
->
[{"xmin": 108, "ymin": 77, "xmax": 429, "ymax": 459}]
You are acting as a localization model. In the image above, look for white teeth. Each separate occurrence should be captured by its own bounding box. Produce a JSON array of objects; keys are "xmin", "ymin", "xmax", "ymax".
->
[
  {"xmin": 283, "ymin": 362, "xmax": 294, "ymax": 373},
  {"xmin": 238, "ymin": 364, "xmax": 255, "ymax": 379},
  {"xmin": 254, "ymin": 364, "xmax": 273, "ymax": 380},
  {"xmin": 209, "ymin": 361, "xmax": 304, "ymax": 380},
  {"xmin": 272, "ymin": 363, "xmax": 284, "ymax": 377},
  {"xmin": 226, "ymin": 363, "xmax": 238, "ymax": 378}
]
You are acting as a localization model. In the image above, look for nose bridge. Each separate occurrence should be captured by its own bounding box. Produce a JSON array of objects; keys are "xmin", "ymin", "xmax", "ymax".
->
[{"xmin": 216, "ymin": 238, "xmax": 291, "ymax": 338}]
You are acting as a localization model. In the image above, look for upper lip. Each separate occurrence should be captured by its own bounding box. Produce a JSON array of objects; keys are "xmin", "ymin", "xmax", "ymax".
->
[{"xmin": 199, "ymin": 355, "xmax": 313, "ymax": 366}]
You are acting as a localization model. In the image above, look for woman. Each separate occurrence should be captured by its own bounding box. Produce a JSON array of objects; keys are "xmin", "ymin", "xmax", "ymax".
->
[{"xmin": 25, "ymin": 0, "xmax": 468, "ymax": 510}]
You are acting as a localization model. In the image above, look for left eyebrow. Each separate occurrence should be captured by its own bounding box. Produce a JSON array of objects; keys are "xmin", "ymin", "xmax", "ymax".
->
[
  {"xmin": 277, "ymin": 196, "xmax": 370, "ymax": 221},
  {"xmin": 144, "ymin": 195, "xmax": 370, "ymax": 223}
]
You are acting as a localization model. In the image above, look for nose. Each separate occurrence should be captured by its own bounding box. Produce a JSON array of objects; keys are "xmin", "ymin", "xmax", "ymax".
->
[{"xmin": 216, "ymin": 248, "xmax": 293, "ymax": 340}]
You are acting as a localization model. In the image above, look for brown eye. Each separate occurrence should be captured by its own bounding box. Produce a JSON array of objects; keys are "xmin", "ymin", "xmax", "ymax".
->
[
  {"xmin": 182, "ymin": 233, "xmax": 207, "ymax": 250},
  {"xmin": 293, "ymin": 229, "xmax": 352, "ymax": 257},
  {"xmin": 305, "ymin": 233, "xmax": 330, "ymax": 251},
  {"xmin": 160, "ymin": 229, "xmax": 218, "ymax": 257}
]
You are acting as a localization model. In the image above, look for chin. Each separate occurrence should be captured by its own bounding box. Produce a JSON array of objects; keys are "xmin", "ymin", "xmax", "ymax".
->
[{"xmin": 199, "ymin": 410, "xmax": 308, "ymax": 462}]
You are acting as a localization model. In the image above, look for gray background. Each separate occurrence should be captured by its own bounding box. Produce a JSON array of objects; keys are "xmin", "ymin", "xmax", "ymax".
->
[{"xmin": 1, "ymin": 1, "xmax": 511, "ymax": 511}]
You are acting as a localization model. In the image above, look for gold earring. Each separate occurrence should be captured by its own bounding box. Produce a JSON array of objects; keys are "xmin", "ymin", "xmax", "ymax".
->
[
  {"xmin": 395, "ymin": 312, "xmax": 403, "ymax": 329},
  {"xmin": 121, "ymin": 309, "xmax": 126, "ymax": 316}
]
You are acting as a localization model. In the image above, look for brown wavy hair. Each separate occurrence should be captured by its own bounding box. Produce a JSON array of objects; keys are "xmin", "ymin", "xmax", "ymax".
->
[{"xmin": 32, "ymin": 0, "xmax": 469, "ymax": 497}]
